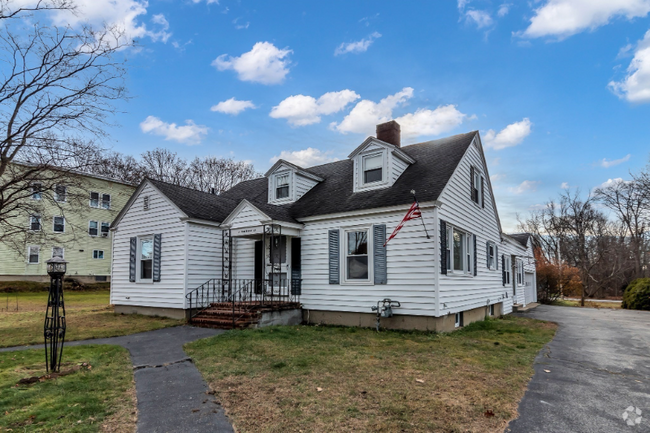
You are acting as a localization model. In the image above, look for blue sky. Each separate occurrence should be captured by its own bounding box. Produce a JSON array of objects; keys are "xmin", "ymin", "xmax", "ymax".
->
[{"xmin": 33, "ymin": 0, "xmax": 650, "ymax": 230}]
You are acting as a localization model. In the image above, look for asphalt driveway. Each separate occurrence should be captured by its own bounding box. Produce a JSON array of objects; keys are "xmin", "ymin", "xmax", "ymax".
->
[{"xmin": 507, "ymin": 305, "xmax": 650, "ymax": 433}]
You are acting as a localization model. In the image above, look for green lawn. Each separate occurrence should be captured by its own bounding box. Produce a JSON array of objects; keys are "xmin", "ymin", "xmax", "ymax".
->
[
  {"xmin": 1, "ymin": 290, "xmax": 183, "ymax": 348},
  {"xmin": 0, "ymin": 345, "xmax": 136, "ymax": 432},
  {"xmin": 185, "ymin": 316, "xmax": 557, "ymax": 433}
]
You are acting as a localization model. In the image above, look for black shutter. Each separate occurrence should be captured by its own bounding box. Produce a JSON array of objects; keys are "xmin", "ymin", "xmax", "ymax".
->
[
  {"xmin": 502, "ymin": 255, "xmax": 506, "ymax": 286},
  {"xmin": 440, "ymin": 220, "xmax": 447, "ymax": 275},
  {"xmin": 153, "ymin": 234, "xmax": 162, "ymax": 282},
  {"xmin": 328, "ymin": 229, "xmax": 340, "ymax": 284},
  {"xmin": 470, "ymin": 166, "xmax": 475, "ymax": 202},
  {"xmin": 481, "ymin": 177, "xmax": 485, "ymax": 208},
  {"xmin": 373, "ymin": 224, "xmax": 387, "ymax": 285},
  {"xmin": 291, "ymin": 237, "xmax": 301, "ymax": 295},
  {"xmin": 473, "ymin": 234, "xmax": 477, "ymax": 276},
  {"xmin": 486, "ymin": 241, "xmax": 490, "ymax": 268},
  {"xmin": 495, "ymin": 245, "xmax": 499, "ymax": 270},
  {"xmin": 129, "ymin": 237, "xmax": 137, "ymax": 282}
]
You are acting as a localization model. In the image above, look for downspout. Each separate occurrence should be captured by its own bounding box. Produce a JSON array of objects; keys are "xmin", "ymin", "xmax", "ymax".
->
[{"xmin": 433, "ymin": 205, "xmax": 441, "ymax": 317}]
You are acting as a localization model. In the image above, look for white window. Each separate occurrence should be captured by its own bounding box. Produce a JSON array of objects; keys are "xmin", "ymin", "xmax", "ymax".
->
[
  {"xmin": 446, "ymin": 225, "xmax": 473, "ymax": 275},
  {"xmin": 90, "ymin": 191, "xmax": 99, "ymax": 208},
  {"xmin": 344, "ymin": 229, "xmax": 370, "ymax": 282},
  {"xmin": 143, "ymin": 196, "xmax": 150, "ymax": 211},
  {"xmin": 93, "ymin": 250, "xmax": 104, "ymax": 259},
  {"xmin": 517, "ymin": 259, "xmax": 524, "ymax": 285},
  {"xmin": 504, "ymin": 255, "xmax": 512, "ymax": 285},
  {"xmin": 139, "ymin": 237, "xmax": 153, "ymax": 281},
  {"xmin": 275, "ymin": 173, "xmax": 290, "ymax": 200},
  {"xmin": 28, "ymin": 246, "xmax": 39, "ymax": 264},
  {"xmin": 53, "ymin": 216, "xmax": 65, "ymax": 233},
  {"xmin": 487, "ymin": 241, "xmax": 496, "ymax": 270},
  {"xmin": 101, "ymin": 222, "xmax": 110, "ymax": 237},
  {"xmin": 54, "ymin": 185, "xmax": 66, "ymax": 202},
  {"xmin": 101, "ymin": 194, "xmax": 111, "ymax": 209},
  {"xmin": 52, "ymin": 246, "xmax": 64, "ymax": 259},
  {"xmin": 489, "ymin": 304, "xmax": 494, "ymax": 316},
  {"xmin": 455, "ymin": 312, "xmax": 463, "ymax": 328},
  {"xmin": 30, "ymin": 215, "xmax": 41, "ymax": 231},
  {"xmin": 362, "ymin": 153, "xmax": 383, "ymax": 184},
  {"xmin": 31, "ymin": 183, "xmax": 42, "ymax": 200},
  {"xmin": 89, "ymin": 220, "xmax": 98, "ymax": 236}
]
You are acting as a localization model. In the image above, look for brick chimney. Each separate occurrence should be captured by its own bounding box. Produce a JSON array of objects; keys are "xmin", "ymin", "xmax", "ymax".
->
[{"xmin": 376, "ymin": 120, "xmax": 401, "ymax": 147}]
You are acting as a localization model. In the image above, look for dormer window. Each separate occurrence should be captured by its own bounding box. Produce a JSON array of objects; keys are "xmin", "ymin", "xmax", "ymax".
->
[
  {"xmin": 275, "ymin": 173, "xmax": 290, "ymax": 199},
  {"xmin": 363, "ymin": 154, "xmax": 383, "ymax": 184}
]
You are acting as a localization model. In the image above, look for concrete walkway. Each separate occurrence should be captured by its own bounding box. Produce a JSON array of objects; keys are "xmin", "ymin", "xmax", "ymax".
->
[
  {"xmin": 2, "ymin": 326, "xmax": 234, "ymax": 433},
  {"xmin": 506, "ymin": 305, "xmax": 650, "ymax": 433}
]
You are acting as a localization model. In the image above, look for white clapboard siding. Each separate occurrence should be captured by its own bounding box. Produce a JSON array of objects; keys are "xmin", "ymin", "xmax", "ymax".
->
[
  {"xmin": 437, "ymin": 139, "xmax": 509, "ymax": 315},
  {"xmin": 186, "ymin": 222, "xmax": 222, "ymax": 296},
  {"xmin": 111, "ymin": 182, "xmax": 187, "ymax": 309},
  {"xmin": 294, "ymin": 174, "xmax": 319, "ymax": 201},
  {"xmin": 390, "ymin": 153, "xmax": 410, "ymax": 184},
  {"xmin": 300, "ymin": 208, "xmax": 437, "ymax": 316},
  {"xmin": 497, "ymin": 239, "xmax": 527, "ymax": 313},
  {"xmin": 232, "ymin": 238, "xmax": 256, "ymax": 279},
  {"xmin": 230, "ymin": 203, "xmax": 267, "ymax": 229}
]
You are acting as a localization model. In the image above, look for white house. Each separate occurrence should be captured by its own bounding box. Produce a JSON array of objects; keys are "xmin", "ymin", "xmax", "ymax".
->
[{"xmin": 110, "ymin": 121, "xmax": 537, "ymax": 331}]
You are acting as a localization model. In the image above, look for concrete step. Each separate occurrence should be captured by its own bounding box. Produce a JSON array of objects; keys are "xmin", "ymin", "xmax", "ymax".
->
[{"xmin": 514, "ymin": 303, "xmax": 539, "ymax": 313}]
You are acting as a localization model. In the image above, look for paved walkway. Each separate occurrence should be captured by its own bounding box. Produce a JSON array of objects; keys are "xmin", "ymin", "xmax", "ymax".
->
[
  {"xmin": 2, "ymin": 326, "xmax": 234, "ymax": 433},
  {"xmin": 506, "ymin": 305, "xmax": 650, "ymax": 433}
]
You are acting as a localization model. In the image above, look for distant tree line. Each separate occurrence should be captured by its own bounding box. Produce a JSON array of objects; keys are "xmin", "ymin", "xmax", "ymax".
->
[{"xmin": 519, "ymin": 162, "xmax": 650, "ymax": 304}]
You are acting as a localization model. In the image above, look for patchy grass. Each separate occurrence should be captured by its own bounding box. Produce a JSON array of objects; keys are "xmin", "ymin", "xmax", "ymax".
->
[
  {"xmin": 0, "ymin": 290, "xmax": 182, "ymax": 348},
  {"xmin": 551, "ymin": 299, "xmax": 621, "ymax": 309},
  {"xmin": 185, "ymin": 316, "xmax": 556, "ymax": 433},
  {"xmin": 0, "ymin": 280, "xmax": 110, "ymax": 293},
  {"xmin": 0, "ymin": 345, "xmax": 136, "ymax": 432}
]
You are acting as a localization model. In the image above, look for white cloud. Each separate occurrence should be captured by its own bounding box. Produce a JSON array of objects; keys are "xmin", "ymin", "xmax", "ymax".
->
[
  {"xmin": 497, "ymin": 3, "xmax": 511, "ymax": 17},
  {"xmin": 334, "ymin": 32, "xmax": 381, "ymax": 56},
  {"xmin": 509, "ymin": 180, "xmax": 541, "ymax": 194},
  {"xmin": 457, "ymin": 0, "xmax": 470, "ymax": 11},
  {"xmin": 330, "ymin": 88, "xmax": 414, "ymax": 134},
  {"xmin": 39, "ymin": 0, "xmax": 172, "ymax": 44},
  {"xmin": 560, "ymin": 182, "xmax": 570, "ymax": 189},
  {"xmin": 211, "ymin": 98, "xmax": 256, "ymax": 115},
  {"xmin": 483, "ymin": 118, "xmax": 532, "ymax": 150},
  {"xmin": 270, "ymin": 148, "xmax": 338, "ymax": 167},
  {"xmin": 233, "ymin": 17, "xmax": 250, "ymax": 30},
  {"xmin": 599, "ymin": 177, "xmax": 626, "ymax": 188},
  {"xmin": 213, "ymin": 42, "xmax": 292, "ymax": 85},
  {"xmin": 395, "ymin": 106, "xmax": 467, "ymax": 138},
  {"xmin": 465, "ymin": 10, "xmax": 494, "ymax": 28},
  {"xmin": 609, "ymin": 30, "xmax": 650, "ymax": 103},
  {"xmin": 192, "ymin": 0, "xmax": 219, "ymax": 3},
  {"xmin": 522, "ymin": 0, "xmax": 650, "ymax": 39},
  {"xmin": 270, "ymin": 90, "xmax": 360, "ymax": 126},
  {"xmin": 491, "ymin": 173, "xmax": 506, "ymax": 182},
  {"xmin": 140, "ymin": 116, "xmax": 208, "ymax": 145},
  {"xmin": 599, "ymin": 154, "xmax": 631, "ymax": 168}
]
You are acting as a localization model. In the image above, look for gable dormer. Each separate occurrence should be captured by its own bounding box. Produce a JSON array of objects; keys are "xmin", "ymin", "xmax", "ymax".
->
[
  {"xmin": 348, "ymin": 121, "xmax": 415, "ymax": 193},
  {"xmin": 265, "ymin": 159, "xmax": 324, "ymax": 205}
]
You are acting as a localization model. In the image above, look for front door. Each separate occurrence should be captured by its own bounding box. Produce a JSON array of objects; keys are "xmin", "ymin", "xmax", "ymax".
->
[
  {"xmin": 525, "ymin": 272, "xmax": 536, "ymax": 304},
  {"xmin": 267, "ymin": 235, "xmax": 290, "ymax": 289}
]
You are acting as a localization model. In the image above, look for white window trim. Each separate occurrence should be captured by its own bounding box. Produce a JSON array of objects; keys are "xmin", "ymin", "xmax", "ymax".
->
[
  {"xmin": 53, "ymin": 216, "xmax": 65, "ymax": 233},
  {"xmin": 27, "ymin": 245, "xmax": 40, "ymax": 264},
  {"xmin": 52, "ymin": 246, "xmax": 64, "ymax": 259},
  {"xmin": 471, "ymin": 168, "xmax": 484, "ymax": 208},
  {"xmin": 54, "ymin": 185, "xmax": 67, "ymax": 203},
  {"xmin": 446, "ymin": 224, "xmax": 474, "ymax": 277},
  {"xmin": 100, "ymin": 222, "xmax": 110, "ymax": 237},
  {"xmin": 270, "ymin": 170, "xmax": 293, "ymax": 204},
  {"xmin": 29, "ymin": 215, "xmax": 41, "ymax": 232},
  {"xmin": 455, "ymin": 312, "xmax": 462, "ymax": 328},
  {"xmin": 31, "ymin": 183, "xmax": 42, "ymax": 200},
  {"xmin": 489, "ymin": 304, "xmax": 495, "ymax": 316},
  {"xmin": 487, "ymin": 241, "xmax": 497, "ymax": 271},
  {"xmin": 516, "ymin": 259, "xmax": 524, "ymax": 285},
  {"xmin": 89, "ymin": 220, "xmax": 99, "ymax": 237},
  {"xmin": 504, "ymin": 255, "xmax": 512, "ymax": 285},
  {"xmin": 93, "ymin": 249, "xmax": 105, "ymax": 260},
  {"xmin": 89, "ymin": 191, "xmax": 100, "ymax": 208},
  {"xmin": 340, "ymin": 226, "xmax": 373, "ymax": 285},
  {"xmin": 355, "ymin": 149, "xmax": 389, "ymax": 192},
  {"xmin": 136, "ymin": 235, "xmax": 154, "ymax": 283},
  {"xmin": 101, "ymin": 193, "xmax": 111, "ymax": 210}
]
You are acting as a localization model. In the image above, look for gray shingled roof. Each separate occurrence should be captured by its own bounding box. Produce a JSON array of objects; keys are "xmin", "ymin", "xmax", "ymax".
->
[
  {"xmin": 508, "ymin": 233, "xmax": 531, "ymax": 248},
  {"xmin": 148, "ymin": 131, "xmax": 478, "ymax": 224}
]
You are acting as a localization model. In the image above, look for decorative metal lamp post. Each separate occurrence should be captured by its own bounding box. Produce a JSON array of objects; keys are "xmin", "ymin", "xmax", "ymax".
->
[{"xmin": 44, "ymin": 257, "xmax": 67, "ymax": 373}]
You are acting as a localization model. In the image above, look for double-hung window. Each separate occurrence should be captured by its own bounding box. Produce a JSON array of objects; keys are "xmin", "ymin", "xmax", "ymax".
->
[
  {"xmin": 503, "ymin": 255, "xmax": 512, "ymax": 285},
  {"xmin": 90, "ymin": 192, "xmax": 100, "ymax": 208},
  {"xmin": 446, "ymin": 224, "xmax": 473, "ymax": 275},
  {"xmin": 32, "ymin": 183, "xmax": 42, "ymax": 200},
  {"xmin": 89, "ymin": 220, "xmax": 98, "ymax": 236},
  {"xmin": 139, "ymin": 237, "xmax": 153, "ymax": 280},
  {"xmin": 54, "ymin": 185, "xmax": 66, "ymax": 202},
  {"xmin": 30, "ymin": 215, "xmax": 41, "ymax": 231},
  {"xmin": 53, "ymin": 216, "xmax": 65, "ymax": 233},
  {"xmin": 516, "ymin": 259, "xmax": 524, "ymax": 285},
  {"xmin": 345, "ymin": 229, "xmax": 370, "ymax": 281},
  {"xmin": 363, "ymin": 154, "xmax": 383, "ymax": 184},
  {"xmin": 101, "ymin": 194, "xmax": 111, "ymax": 209},
  {"xmin": 52, "ymin": 246, "xmax": 64, "ymax": 259},
  {"xmin": 101, "ymin": 222, "xmax": 110, "ymax": 237},
  {"xmin": 93, "ymin": 250, "xmax": 104, "ymax": 259},
  {"xmin": 487, "ymin": 241, "xmax": 496, "ymax": 270},
  {"xmin": 28, "ymin": 246, "xmax": 39, "ymax": 264},
  {"xmin": 275, "ymin": 173, "xmax": 290, "ymax": 200}
]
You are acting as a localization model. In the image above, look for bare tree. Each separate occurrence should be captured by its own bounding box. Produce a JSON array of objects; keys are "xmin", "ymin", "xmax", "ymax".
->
[
  {"xmin": 187, "ymin": 156, "xmax": 258, "ymax": 193},
  {"xmin": 140, "ymin": 148, "xmax": 190, "ymax": 187},
  {"xmin": 0, "ymin": 4, "xmax": 129, "ymax": 248}
]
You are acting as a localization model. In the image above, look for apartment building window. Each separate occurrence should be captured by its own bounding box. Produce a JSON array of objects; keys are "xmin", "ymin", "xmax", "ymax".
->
[
  {"xmin": 52, "ymin": 246, "xmax": 64, "ymax": 259},
  {"xmin": 101, "ymin": 222, "xmax": 110, "ymax": 237},
  {"xmin": 102, "ymin": 194, "xmax": 111, "ymax": 209},
  {"xmin": 54, "ymin": 185, "xmax": 66, "ymax": 202},
  {"xmin": 28, "ymin": 246, "xmax": 40, "ymax": 264},
  {"xmin": 90, "ymin": 192, "xmax": 99, "ymax": 208},
  {"xmin": 89, "ymin": 220, "xmax": 98, "ymax": 236},
  {"xmin": 93, "ymin": 250, "xmax": 104, "ymax": 259},
  {"xmin": 53, "ymin": 216, "xmax": 65, "ymax": 233},
  {"xmin": 32, "ymin": 183, "xmax": 42, "ymax": 200},
  {"xmin": 30, "ymin": 215, "xmax": 41, "ymax": 231}
]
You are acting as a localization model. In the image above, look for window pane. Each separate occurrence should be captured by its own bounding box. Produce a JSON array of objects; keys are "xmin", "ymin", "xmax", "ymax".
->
[
  {"xmin": 89, "ymin": 221, "xmax": 98, "ymax": 236},
  {"xmin": 52, "ymin": 247, "xmax": 63, "ymax": 258},
  {"xmin": 141, "ymin": 239, "xmax": 153, "ymax": 260},
  {"xmin": 347, "ymin": 231, "xmax": 368, "ymax": 255},
  {"xmin": 452, "ymin": 231, "xmax": 461, "ymax": 270},
  {"xmin": 90, "ymin": 192, "xmax": 99, "ymax": 207},
  {"xmin": 101, "ymin": 222, "xmax": 110, "ymax": 236},
  {"xmin": 141, "ymin": 260, "xmax": 152, "ymax": 279},
  {"xmin": 29, "ymin": 247, "xmax": 39, "ymax": 263},
  {"xmin": 276, "ymin": 185, "xmax": 289, "ymax": 199},
  {"xmin": 32, "ymin": 184, "xmax": 42, "ymax": 199},
  {"xmin": 277, "ymin": 174, "xmax": 289, "ymax": 186},
  {"xmin": 364, "ymin": 168, "xmax": 382, "ymax": 183},
  {"xmin": 347, "ymin": 256, "xmax": 368, "ymax": 280},
  {"xmin": 102, "ymin": 194, "xmax": 111, "ymax": 209},
  {"xmin": 54, "ymin": 217, "xmax": 64, "ymax": 232},
  {"xmin": 55, "ymin": 185, "xmax": 66, "ymax": 201},
  {"xmin": 363, "ymin": 155, "xmax": 382, "ymax": 170}
]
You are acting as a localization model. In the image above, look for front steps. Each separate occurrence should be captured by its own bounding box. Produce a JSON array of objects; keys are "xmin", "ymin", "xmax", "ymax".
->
[
  {"xmin": 190, "ymin": 302, "xmax": 301, "ymax": 329},
  {"xmin": 513, "ymin": 302, "xmax": 539, "ymax": 313}
]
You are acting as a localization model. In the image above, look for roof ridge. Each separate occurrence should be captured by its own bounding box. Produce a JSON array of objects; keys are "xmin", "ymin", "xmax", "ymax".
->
[{"xmin": 148, "ymin": 177, "xmax": 239, "ymax": 203}]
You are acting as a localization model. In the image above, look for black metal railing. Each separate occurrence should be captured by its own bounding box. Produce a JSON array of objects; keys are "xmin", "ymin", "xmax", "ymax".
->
[{"xmin": 186, "ymin": 278, "xmax": 302, "ymax": 325}]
